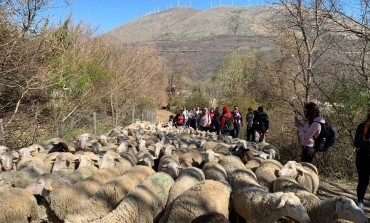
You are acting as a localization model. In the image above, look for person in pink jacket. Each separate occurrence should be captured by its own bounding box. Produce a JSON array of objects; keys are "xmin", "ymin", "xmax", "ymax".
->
[{"xmin": 294, "ymin": 102, "xmax": 325, "ymax": 163}]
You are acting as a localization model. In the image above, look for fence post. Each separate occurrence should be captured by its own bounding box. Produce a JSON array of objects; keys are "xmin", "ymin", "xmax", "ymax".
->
[
  {"xmin": 93, "ymin": 112, "xmax": 97, "ymax": 135},
  {"xmin": 0, "ymin": 119, "xmax": 4, "ymax": 145},
  {"xmin": 132, "ymin": 107, "xmax": 135, "ymax": 124},
  {"xmin": 58, "ymin": 120, "xmax": 64, "ymax": 139}
]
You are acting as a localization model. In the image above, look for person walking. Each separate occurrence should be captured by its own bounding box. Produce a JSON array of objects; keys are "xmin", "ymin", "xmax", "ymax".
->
[
  {"xmin": 173, "ymin": 109, "xmax": 185, "ymax": 128},
  {"xmin": 183, "ymin": 107, "xmax": 188, "ymax": 128},
  {"xmin": 232, "ymin": 106, "xmax": 243, "ymax": 138},
  {"xmin": 212, "ymin": 107, "xmax": 221, "ymax": 135},
  {"xmin": 220, "ymin": 106, "xmax": 234, "ymax": 137},
  {"xmin": 353, "ymin": 112, "xmax": 370, "ymax": 213},
  {"xmin": 197, "ymin": 108, "xmax": 211, "ymax": 131},
  {"xmin": 246, "ymin": 108, "xmax": 255, "ymax": 142},
  {"xmin": 254, "ymin": 106, "xmax": 269, "ymax": 142},
  {"xmin": 294, "ymin": 102, "xmax": 324, "ymax": 163}
]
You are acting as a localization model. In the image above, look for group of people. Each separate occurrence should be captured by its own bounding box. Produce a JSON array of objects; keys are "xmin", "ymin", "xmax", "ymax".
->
[
  {"xmin": 171, "ymin": 105, "xmax": 270, "ymax": 142},
  {"xmin": 294, "ymin": 101, "xmax": 369, "ymax": 213}
]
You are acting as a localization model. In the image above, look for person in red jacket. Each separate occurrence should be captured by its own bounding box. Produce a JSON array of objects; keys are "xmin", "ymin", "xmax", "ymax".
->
[
  {"xmin": 220, "ymin": 106, "xmax": 235, "ymax": 137},
  {"xmin": 173, "ymin": 109, "xmax": 185, "ymax": 128}
]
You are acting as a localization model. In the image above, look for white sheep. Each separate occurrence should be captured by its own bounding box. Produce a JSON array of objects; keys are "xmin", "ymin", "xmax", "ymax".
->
[
  {"xmin": 158, "ymin": 154, "xmax": 181, "ymax": 179},
  {"xmin": 279, "ymin": 160, "xmax": 319, "ymax": 194},
  {"xmin": 91, "ymin": 172, "xmax": 174, "ymax": 223},
  {"xmin": 65, "ymin": 165, "xmax": 155, "ymax": 222},
  {"xmin": 0, "ymin": 187, "xmax": 39, "ymax": 222},
  {"xmin": 166, "ymin": 167, "xmax": 205, "ymax": 206},
  {"xmin": 229, "ymin": 168, "xmax": 260, "ymax": 190},
  {"xmin": 159, "ymin": 180, "xmax": 231, "ymax": 223},
  {"xmin": 202, "ymin": 161, "xmax": 228, "ymax": 182},
  {"xmin": 233, "ymin": 186, "xmax": 310, "ymax": 223},
  {"xmin": 254, "ymin": 159, "xmax": 283, "ymax": 192},
  {"xmin": 245, "ymin": 156, "xmax": 265, "ymax": 172},
  {"xmin": 218, "ymin": 155, "xmax": 247, "ymax": 177},
  {"xmin": 273, "ymin": 176, "xmax": 368, "ymax": 223},
  {"xmin": 36, "ymin": 167, "xmax": 123, "ymax": 220}
]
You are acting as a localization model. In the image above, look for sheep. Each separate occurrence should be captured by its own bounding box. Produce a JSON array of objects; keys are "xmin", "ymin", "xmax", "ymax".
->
[
  {"xmin": 254, "ymin": 159, "xmax": 283, "ymax": 192},
  {"xmin": 218, "ymin": 155, "xmax": 247, "ymax": 177},
  {"xmin": 279, "ymin": 160, "xmax": 319, "ymax": 194},
  {"xmin": 51, "ymin": 152, "xmax": 77, "ymax": 173},
  {"xmin": 36, "ymin": 167, "xmax": 123, "ymax": 220},
  {"xmin": 65, "ymin": 165, "xmax": 155, "ymax": 222},
  {"xmin": 0, "ymin": 187, "xmax": 39, "ymax": 223},
  {"xmin": 0, "ymin": 153, "xmax": 15, "ymax": 171},
  {"xmin": 63, "ymin": 165, "xmax": 98, "ymax": 184},
  {"xmin": 159, "ymin": 180, "xmax": 231, "ymax": 223},
  {"xmin": 229, "ymin": 168, "xmax": 260, "ymax": 190},
  {"xmin": 273, "ymin": 177, "xmax": 368, "ymax": 223},
  {"xmin": 179, "ymin": 149, "xmax": 203, "ymax": 168},
  {"xmin": 166, "ymin": 167, "xmax": 205, "ymax": 206},
  {"xmin": 158, "ymin": 154, "xmax": 181, "ymax": 179},
  {"xmin": 91, "ymin": 172, "xmax": 174, "ymax": 223},
  {"xmin": 232, "ymin": 185, "xmax": 310, "ymax": 223},
  {"xmin": 202, "ymin": 161, "xmax": 228, "ymax": 182},
  {"xmin": 245, "ymin": 156, "xmax": 265, "ymax": 172},
  {"xmin": 0, "ymin": 158, "xmax": 46, "ymax": 188}
]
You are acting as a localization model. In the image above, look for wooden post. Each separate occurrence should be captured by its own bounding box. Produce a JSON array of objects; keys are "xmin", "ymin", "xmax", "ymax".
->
[
  {"xmin": 0, "ymin": 119, "xmax": 4, "ymax": 145},
  {"xmin": 93, "ymin": 112, "xmax": 97, "ymax": 135},
  {"xmin": 132, "ymin": 107, "xmax": 135, "ymax": 123},
  {"xmin": 58, "ymin": 120, "xmax": 64, "ymax": 139}
]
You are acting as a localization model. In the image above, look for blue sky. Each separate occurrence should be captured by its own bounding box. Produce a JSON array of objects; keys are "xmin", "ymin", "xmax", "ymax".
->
[{"xmin": 49, "ymin": 0, "xmax": 264, "ymax": 34}]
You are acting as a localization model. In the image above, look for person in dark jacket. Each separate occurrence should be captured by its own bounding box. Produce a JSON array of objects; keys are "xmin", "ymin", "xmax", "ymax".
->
[
  {"xmin": 353, "ymin": 112, "xmax": 370, "ymax": 213},
  {"xmin": 254, "ymin": 106, "xmax": 269, "ymax": 142}
]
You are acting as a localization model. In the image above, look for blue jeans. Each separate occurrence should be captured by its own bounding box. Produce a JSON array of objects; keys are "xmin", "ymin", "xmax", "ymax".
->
[{"xmin": 234, "ymin": 124, "xmax": 241, "ymax": 138}]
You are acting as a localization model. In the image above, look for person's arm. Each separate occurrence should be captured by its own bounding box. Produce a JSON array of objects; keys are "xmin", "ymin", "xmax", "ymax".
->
[{"xmin": 240, "ymin": 112, "xmax": 243, "ymax": 127}]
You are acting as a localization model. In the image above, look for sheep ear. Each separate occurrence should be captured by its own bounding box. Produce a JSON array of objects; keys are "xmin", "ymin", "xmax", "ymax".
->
[
  {"xmin": 276, "ymin": 197, "xmax": 286, "ymax": 209},
  {"xmin": 296, "ymin": 164, "xmax": 309, "ymax": 174}
]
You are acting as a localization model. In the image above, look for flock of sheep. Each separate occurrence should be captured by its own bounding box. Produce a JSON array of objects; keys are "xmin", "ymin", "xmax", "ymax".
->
[{"xmin": 0, "ymin": 121, "xmax": 368, "ymax": 223}]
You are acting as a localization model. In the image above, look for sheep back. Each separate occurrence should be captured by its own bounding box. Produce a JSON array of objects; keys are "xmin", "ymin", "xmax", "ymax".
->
[
  {"xmin": 65, "ymin": 165, "xmax": 155, "ymax": 222},
  {"xmin": 167, "ymin": 167, "xmax": 205, "ymax": 205},
  {"xmin": 160, "ymin": 180, "xmax": 231, "ymax": 223},
  {"xmin": 202, "ymin": 161, "xmax": 227, "ymax": 182},
  {"xmin": 92, "ymin": 172, "xmax": 174, "ymax": 223}
]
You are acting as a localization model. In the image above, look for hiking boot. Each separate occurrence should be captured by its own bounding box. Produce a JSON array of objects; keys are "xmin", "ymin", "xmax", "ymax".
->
[{"xmin": 358, "ymin": 202, "xmax": 365, "ymax": 214}]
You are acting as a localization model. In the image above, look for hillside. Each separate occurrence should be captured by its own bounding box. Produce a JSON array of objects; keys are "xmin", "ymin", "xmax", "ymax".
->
[
  {"xmin": 103, "ymin": 6, "xmax": 278, "ymax": 77},
  {"xmin": 104, "ymin": 6, "xmax": 274, "ymax": 43}
]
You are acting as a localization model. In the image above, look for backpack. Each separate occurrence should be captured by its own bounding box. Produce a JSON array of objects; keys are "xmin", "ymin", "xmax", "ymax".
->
[
  {"xmin": 223, "ymin": 116, "xmax": 234, "ymax": 132},
  {"xmin": 314, "ymin": 121, "xmax": 336, "ymax": 152}
]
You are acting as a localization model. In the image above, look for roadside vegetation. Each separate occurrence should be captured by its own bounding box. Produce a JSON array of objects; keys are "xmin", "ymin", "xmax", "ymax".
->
[{"xmin": 1, "ymin": 0, "xmax": 370, "ymax": 180}]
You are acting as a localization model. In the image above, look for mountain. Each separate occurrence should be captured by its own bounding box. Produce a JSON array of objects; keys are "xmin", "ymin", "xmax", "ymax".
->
[{"xmin": 103, "ymin": 6, "xmax": 277, "ymax": 77}]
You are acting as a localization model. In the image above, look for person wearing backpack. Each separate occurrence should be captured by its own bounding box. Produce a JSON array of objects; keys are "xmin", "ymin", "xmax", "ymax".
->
[
  {"xmin": 353, "ymin": 112, "xmax": 370, "ymax": 213},
  {"xmin": 220, "ymin": 106, "xmax": 235, "ymax": 137},
  {"xmin": 294, "ymin": 102, "xmax": 324, "ymax": 163}
]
